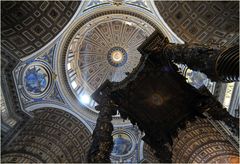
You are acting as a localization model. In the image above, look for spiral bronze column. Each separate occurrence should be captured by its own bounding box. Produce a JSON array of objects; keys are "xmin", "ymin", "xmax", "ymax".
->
[
  {"xmin": 87, "ymin": 87, "xmax": 117, "ymax": 163},
  {"xmin": 138, "ymin": 31, "xmax": 239, "ymax": 83},
  {"xmin": 215, "ymin": 46, "xmax": 239, "ymax": 82}
]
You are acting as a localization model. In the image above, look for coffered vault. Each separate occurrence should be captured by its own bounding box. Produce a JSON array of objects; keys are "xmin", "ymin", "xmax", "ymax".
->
[{"xmin": 1, "ymin": 0, "xmax": 239, "ymax": 163}]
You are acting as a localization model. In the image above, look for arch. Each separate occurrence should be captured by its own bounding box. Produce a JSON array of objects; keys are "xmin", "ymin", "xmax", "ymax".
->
[
  {"xmin": 25, "ymin": 103, "xmax": 93, "ymax": 133},
  {"xmin": 1, "ymin": 108, "xmax": 92, "ymax": 163},
  {"xmin": 171, "ymin": 118, "xmax": 239, "ymax": 163}
]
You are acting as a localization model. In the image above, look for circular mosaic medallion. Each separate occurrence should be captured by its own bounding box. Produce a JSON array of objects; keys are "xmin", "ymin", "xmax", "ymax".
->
[
  {"xmin": 23, "ymin": 64, "xmax": 50, "ymax": 97},
  {"xmin": 107, "ymin": 47, "xmax": 128, "ymax": 67},
  {"xmin": 112, "ymin": 133, "xmax": 133, "ymax": 156}
]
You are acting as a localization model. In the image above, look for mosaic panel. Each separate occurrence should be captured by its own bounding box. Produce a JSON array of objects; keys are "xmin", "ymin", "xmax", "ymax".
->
[
  {"xmin": 110, "ymin": 126, "xmax": 142, "ymax": 163},
  {"xmin": 24, "ymin": 65, "xmax": 49, "ymax": 96},
  {"xmin": 112, "ymin": 133, "xmax": 132, "ymax": 156},
  {"xmin": 13, "ymin": 43, "xmax": 66, "ymax": 108}
]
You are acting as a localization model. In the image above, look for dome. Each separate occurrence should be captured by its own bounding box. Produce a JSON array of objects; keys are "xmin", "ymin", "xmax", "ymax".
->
[
  {"xmin": 56, "ymin": 7, "xmax": 159, "ymax": 122},
  {"xmin": 65, "ymin": 14, "xmax": 154, "ymax": 112},
  {"xmin": 54, "ymin": 2, "xmax": 186, "ymax": 124}
]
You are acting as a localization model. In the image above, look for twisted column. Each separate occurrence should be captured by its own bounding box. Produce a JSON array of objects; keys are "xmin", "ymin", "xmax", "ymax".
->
[
  {"xmin": 87, "ymin": 94, "xmax": 116, "ymax": 163},
  {"xmin": 215, "ymin": 46, "xmax": 239, "ymax": 82},
  {"xmin": 164, "ymin": 44, "xmax": 239, "ymax": 82},
  {"xmin": 138, "ymin": 31, "xmax": 239, "ymax": 83}
]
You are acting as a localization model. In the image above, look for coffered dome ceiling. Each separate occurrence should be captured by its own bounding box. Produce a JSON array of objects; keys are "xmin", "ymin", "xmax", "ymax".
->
[
  {"xmin": 1, "ymin": 1, "xmax": 80, "ymax": 58},
  {"xmin": 155, "ymin": 1, "xmax": 239, "ymax": 47},
  {"xmin": 65, "ymin": 14, "xmax": 154, "ymax": 112}
]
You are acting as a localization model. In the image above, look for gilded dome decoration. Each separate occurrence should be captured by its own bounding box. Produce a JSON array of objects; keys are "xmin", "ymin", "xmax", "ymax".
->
[{"xmin": 107, "ymin": 47, "xmax": 128, "ymax": 67}]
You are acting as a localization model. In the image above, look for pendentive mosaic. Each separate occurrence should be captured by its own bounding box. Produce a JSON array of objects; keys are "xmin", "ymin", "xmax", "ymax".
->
[{"xmin": 13, "ymin": 44, "xmax": 65, "ymax": 110}]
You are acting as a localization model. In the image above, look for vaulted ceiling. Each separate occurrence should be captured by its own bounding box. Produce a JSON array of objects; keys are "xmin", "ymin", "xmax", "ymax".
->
[
  {"xmin": 1, "ymin": 108, "xmax": 92, "ymax": 163},
  {"xmin": 155, "ymin": 1, "xmax": 239, "ymax": 47},
  {"xmin": 1, "ymin": 1, "xmax": 239, "ymax": 163},
  {"xmin": 1, "ymin": 1, "xmax": 80, "ymax": 58}
]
